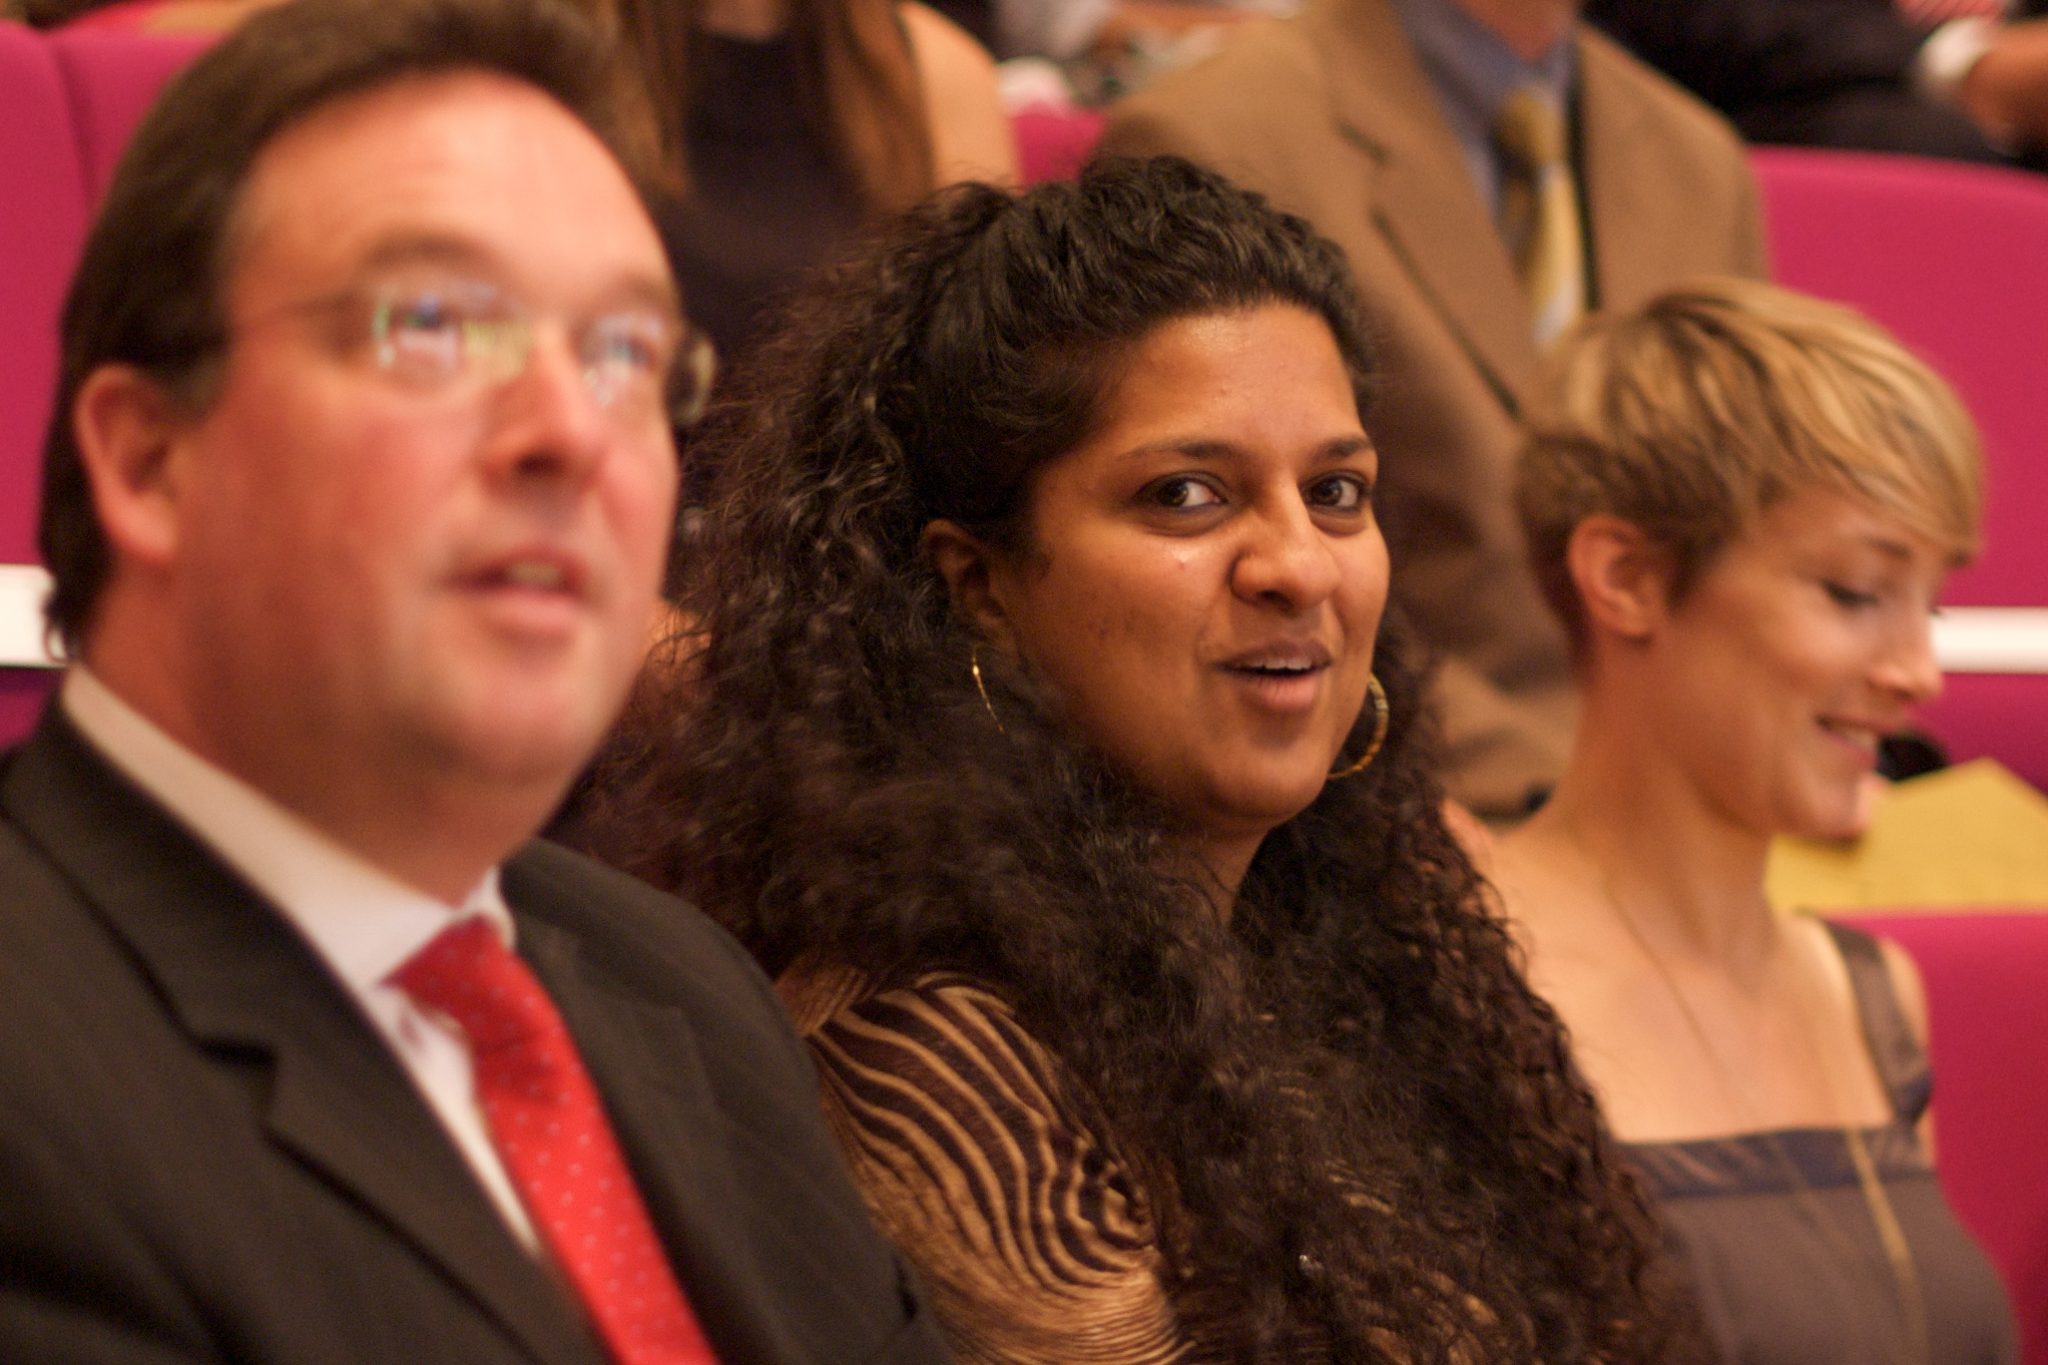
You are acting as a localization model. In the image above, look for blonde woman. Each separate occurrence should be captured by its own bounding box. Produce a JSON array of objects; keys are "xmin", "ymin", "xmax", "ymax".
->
[{"xmin": 1494, "ymin": 278, "xmax": 2016, "ymax": 1365}]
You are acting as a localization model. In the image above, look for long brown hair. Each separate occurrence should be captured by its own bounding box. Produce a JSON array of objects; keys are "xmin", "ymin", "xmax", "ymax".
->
[{"xmin": 590, "ymin": 0, "xmax": 934, "ymax": 212}]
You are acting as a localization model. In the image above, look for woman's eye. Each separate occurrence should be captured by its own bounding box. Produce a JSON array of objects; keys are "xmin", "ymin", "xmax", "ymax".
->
[
  {"xmin": 1144, "ymin": 476, "xmax": 1223, "ymax": 510},
  {"xmin": 1306, "ymin": 473, "xmax": 1371, "ymax": 512},
  {"xmin": 1822, "ymin": 580, "xmax": 1881, "ymax": 610}
]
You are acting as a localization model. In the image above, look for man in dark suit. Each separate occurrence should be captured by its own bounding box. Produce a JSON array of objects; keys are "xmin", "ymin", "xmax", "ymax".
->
[
  {"xmin": 1104, "ymin": 0, "xmax": 1766, "ymax": 819},
  {"xmin": 1587, "ymin": 0, "xmax": 2048, "ymax": 168},
  {"xmin": 0, "ymin": 0, "xmax": 951, "ymax": 1361}
]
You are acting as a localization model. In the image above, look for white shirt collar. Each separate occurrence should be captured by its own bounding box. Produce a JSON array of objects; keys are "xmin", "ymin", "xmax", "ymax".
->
[{"xmin": 59, "ymin": 666, "xmax": 514, "ymax": 988}]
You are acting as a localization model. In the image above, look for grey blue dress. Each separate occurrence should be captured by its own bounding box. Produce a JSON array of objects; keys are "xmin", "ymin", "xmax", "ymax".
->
[{"xmin": 1626, "ymin": 921, "xmax": 2017, "ymax": 1365}]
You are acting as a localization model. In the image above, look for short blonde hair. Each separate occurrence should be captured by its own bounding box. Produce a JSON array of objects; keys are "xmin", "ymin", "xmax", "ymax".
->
[{"xmin": 1516, "ymin": 277, "xmax": 1983, "ymax": 649}]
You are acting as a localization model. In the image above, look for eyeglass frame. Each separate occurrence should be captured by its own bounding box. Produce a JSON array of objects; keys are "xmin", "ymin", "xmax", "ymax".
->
[{"xmin": 211, "ymin": 272, "xmax": 718, "ymax": 431}]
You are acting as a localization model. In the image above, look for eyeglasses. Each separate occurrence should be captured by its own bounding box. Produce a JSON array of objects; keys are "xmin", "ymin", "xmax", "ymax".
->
[{"xmin": 241, "ymin": 275, "xmax": 718, "ymax": 428}]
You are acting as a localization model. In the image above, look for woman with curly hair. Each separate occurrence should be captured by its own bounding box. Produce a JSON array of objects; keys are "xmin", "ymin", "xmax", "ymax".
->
[{"xmin": 577, "ymin": 156, "xmax": 1700, "ymax": 1362}]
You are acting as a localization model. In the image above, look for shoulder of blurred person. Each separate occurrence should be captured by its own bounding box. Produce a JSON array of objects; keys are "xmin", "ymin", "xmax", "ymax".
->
[
  {"xmin": 1584, "ymin": 0, "xmax": 2034, "ymax": 165},
  {"xmin": 902, "ymin": 1, "xmax": 1020, "ymax": 184}
]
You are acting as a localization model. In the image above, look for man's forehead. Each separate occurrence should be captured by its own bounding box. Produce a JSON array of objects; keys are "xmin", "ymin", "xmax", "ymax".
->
[{"xmin": 224, "ymin": 70, "xmax": 666, "ymax": 304}]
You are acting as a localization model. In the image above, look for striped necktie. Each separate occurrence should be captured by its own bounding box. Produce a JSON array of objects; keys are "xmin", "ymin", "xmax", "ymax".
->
[{"xmin": 1495, "ymin": 84, "xmax": 1584, "ymax": 346}]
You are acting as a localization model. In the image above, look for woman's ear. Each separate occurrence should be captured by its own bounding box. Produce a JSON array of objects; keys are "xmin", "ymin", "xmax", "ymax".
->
[
  {"xmin": 1565, "ymin": 515, "xmax": 1671, "ymax": 644},
  {"xmin": 921, "ymin": 519, "xmax": 1016, "ymax": 652}
]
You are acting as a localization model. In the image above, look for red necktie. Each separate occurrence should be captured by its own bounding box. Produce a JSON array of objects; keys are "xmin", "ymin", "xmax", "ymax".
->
[{"xmin": 394, "ymin": 919, "xmax": 718, "ymax": 1365}]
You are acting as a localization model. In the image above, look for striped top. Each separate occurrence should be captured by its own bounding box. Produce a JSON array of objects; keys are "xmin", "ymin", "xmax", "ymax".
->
[{"xmin": 779, "ymin": 970, "xmax": 1200, "ymax": 1363}]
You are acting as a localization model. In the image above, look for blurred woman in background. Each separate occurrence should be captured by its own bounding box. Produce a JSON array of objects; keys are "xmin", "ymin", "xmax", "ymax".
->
[
  {"xmin": 581, "ymin": 0, "xmax": 1014, "ymax": 365},
  {"xmin": 1495, "ymin": 279, "xmax": 2016, "ymax": 1365}
]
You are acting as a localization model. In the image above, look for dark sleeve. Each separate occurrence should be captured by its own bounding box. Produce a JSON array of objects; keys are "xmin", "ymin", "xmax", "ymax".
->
[
  {"xmin": 1585, "ymin": 0, "xmax": 1927, "ymax": 107},
  {"xmin": 0, "ymin": 1125, "xmax": 217, "ymax": 1363},
  {"xmin": 799, "ymin": 977, "xmax": 1194, "ymax": 1365}
]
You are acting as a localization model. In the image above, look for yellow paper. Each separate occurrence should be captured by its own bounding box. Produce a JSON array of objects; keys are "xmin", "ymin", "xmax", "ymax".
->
[{"xmin": 1767, "ymin": 760, "xmax": 2048, "ymax": 912}]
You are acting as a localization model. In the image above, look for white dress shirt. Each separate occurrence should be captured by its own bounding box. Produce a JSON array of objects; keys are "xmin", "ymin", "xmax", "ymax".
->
[{"xmin": 61, "ymin": 667, "xmax": 542, "ymax": 1252}]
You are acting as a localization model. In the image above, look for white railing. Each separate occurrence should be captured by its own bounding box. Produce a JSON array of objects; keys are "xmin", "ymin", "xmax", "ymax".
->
[
  {"xmin": 3, "ymin": 562, "xmax": 2046, "ymax": 673},
  {"xmin": 0, "ymin": 564, "xmax": 62, "ymax": 668}
]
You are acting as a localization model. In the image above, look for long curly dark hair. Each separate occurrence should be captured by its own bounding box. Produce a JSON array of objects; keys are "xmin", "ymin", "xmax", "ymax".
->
[{"xmin": 578, "ymin": 157, "xmax": 1701, "ymax": 1362}]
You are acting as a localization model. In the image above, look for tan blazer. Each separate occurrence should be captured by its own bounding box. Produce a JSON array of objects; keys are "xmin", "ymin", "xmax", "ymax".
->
[{"xmin": 1103, "ymin": 0, "xmax": 1767, "ymax": 818}]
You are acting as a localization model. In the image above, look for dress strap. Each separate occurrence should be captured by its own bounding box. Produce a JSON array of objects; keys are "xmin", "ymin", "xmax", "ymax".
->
[{"xmin": 1820, "ymin": 918, "xmax": 1933, "ymax": 1125}]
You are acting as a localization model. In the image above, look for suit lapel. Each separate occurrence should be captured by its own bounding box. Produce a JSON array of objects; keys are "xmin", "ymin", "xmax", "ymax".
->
[
  {"xmin": 516, "ymin": 907, "xmax": 805, "ymax": 1364},
  {"xmin": 0, "ymin": 710, "xmax": 604, "ymax": 1365},
  {"xmin": 1576, "ymin": 28, "xmax": 1693, "ymax": 309},
  {"xmin": 1316, "ymin": 0, "xmax": 1538, "ymax": 413}
]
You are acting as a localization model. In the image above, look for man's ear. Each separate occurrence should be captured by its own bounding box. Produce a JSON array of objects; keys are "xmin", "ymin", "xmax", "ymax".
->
[
  {"xmin": 1565, "ymin": 514, "xmax": 1671, "ymax": 644},
  {"xmin": 71, "ymin": 365, "xmax": 191, "ymax": 570},
  {"xmin": 921, "ymin": 518, "xmax": 1016, "ymax": 652}
]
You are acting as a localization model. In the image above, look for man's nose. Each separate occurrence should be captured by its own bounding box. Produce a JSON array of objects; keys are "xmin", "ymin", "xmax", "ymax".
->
[{"xmin": 479, "ymin": 327, "xmax": 610, "ymax": 483}]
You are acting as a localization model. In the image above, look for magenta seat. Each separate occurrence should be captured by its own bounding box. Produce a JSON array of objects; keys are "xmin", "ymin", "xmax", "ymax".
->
[
  {"xmin": 1839, "ymin": 910, "xmax": 2048, "ymax": 1365},
  {"xmin": 1754, "ymin": 148, "xmax": 2048, "ymax": 610},
  {"xmin": 1013, "ymin": 105, "xmax": 1106, "ymax": 185},
  {"xmin": 1922, "ymin": 673, "xmax": 2048, "ymax": 788},
  {"xmin": 50, "ymin": 28, "xmax": 212, "ymax": 200},
  {"xmin": 0, "ymin": 23, "xmax": 205, "ymax": 747},
  {"xmin": 0, "ymin": 23, "xmax": 92, "ymax": 580},
  {"xmin": 0, "ymin": 22, "xmax": 88, "ymax": 747}
]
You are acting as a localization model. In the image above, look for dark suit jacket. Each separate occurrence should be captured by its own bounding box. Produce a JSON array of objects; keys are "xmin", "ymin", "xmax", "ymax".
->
[
  {"xmin": 0, "ymin": 706, "xmax": 951, "ymax": 1365},
  {"xmin": 1103, "ymin": 0, "xmax": 1766, "ymax": 817},
  {"xmin": 1587, "ymin": 0, "xmax": 2048, "ymax": 162}
]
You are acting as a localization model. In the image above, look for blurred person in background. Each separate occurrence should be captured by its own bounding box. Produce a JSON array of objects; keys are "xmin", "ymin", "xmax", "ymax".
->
[
  {"xmin": 1588, "ymin": 0, "xmax": 2048, "ymax": 170},
  {"xmin": 578, "ymin": 0, "xmax": 1015, "ymax": 369}
]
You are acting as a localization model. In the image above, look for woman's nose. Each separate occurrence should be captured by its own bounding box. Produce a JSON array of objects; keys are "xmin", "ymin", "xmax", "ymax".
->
[{"xmin": 1230, "ymin": 497, "xmax": 1341, "ymax": 610}]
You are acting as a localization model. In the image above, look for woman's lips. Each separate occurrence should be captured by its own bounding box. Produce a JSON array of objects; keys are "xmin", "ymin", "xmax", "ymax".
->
[{"xmin": 1219, "ymin": 646, "xmax": 1334, "ymax": 714}]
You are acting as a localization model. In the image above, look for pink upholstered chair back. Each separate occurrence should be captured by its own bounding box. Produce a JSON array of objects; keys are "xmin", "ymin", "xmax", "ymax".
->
[
  {"xmin": 1840, "ymin": 910, "xmax": 2048, "ymax": 1365},
  {"xmin": 1013, "ymin": 105, "xmax": 1106, "ymax": 185},
  {"xmin": 0, "ymin": 23, "xmax": 205, "ymax": 746},
  {"xmin": 1754, "ymin": 148, "xmax": 2048, "ymax": 786},
  {"xmin": 1754, "ymin": 148, "xmax": 2048, "ymax": 607}
]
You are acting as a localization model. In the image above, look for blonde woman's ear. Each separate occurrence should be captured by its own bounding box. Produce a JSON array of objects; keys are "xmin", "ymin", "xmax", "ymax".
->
[{"xmin": 1565, "ymin": 514, "xmax": 1671, "ymax": 645}]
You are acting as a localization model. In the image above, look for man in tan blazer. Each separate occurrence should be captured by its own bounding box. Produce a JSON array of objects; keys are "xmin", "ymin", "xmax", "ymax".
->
[{"xmin": 1103, "ymin": 0, "xmax": 1767, "ymax": 819}]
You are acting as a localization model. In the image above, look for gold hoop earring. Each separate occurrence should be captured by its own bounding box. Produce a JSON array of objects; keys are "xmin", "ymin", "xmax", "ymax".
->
[
  {"xmin": 1328, "ymin": 675, "xmax": 1389, "ymax": 780},
  {"xmin": 969, "ymin": 645, "xmax": 1007, "ymax": 735}
]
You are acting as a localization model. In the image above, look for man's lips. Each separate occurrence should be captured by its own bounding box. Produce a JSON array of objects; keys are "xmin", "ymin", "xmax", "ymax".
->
[{"xmin": 462, "ymin": 547, "xmax": 588, "ymax": 598}]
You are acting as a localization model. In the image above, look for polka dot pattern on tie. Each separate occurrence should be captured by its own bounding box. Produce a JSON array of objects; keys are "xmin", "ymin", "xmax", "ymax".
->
[{"xmin": 395, "ymin": 919, "xmax": 718, "ymax": 1364}]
